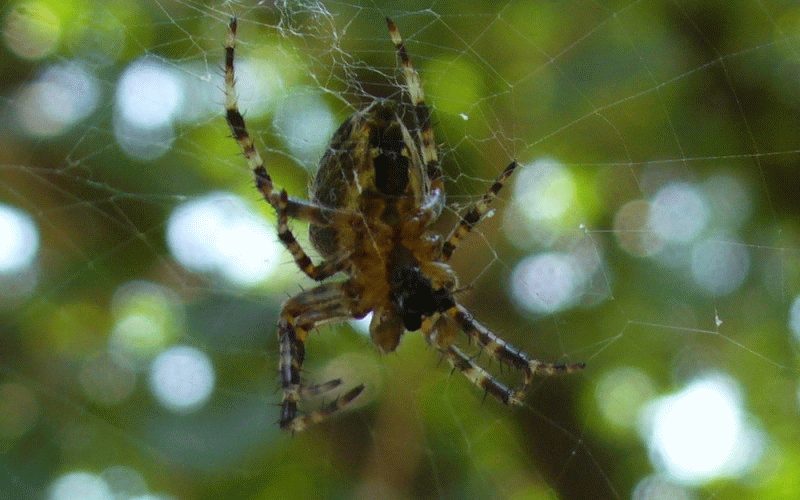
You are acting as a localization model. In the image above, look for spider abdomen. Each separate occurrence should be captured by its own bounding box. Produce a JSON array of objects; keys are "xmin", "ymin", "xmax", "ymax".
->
[{"xmin": 309, "ymin": 101, "xmax": 431, "ymax": 258}]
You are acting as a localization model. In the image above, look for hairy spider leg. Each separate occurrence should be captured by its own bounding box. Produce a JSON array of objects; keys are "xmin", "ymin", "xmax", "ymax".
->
[
  {"xmin": 273, "ymin": 191, "xmax": 352, "ymax": 281},
  {"xmin": 278, "ymin": 282, "xmax": 366, "ymax": 432},
  {"xmin": 386, "ymin": 18, "xmax": 444, "ymax": 208},
  {"xmin": 225, "ymin": 17, "xmax": 353, "ymax": 281},
  {"xmin": 386, "ymin": 19, "xmax": 521, "ymax": 261},
  {"xmin": 446, "ymin": 304, "xmax": 585, "ymax": 401},
  {"xmin": 421, "ymin": 316, "xmax": 518, "ymax": 404},
  {"xmin": 224, "ymin": 19, "xmax": 274, "ymax": 201},
  {"xmin": 444, "ymin": 344, "xmax": 520, "ymax": 404},
  {"xmin": 421, "ymin": 306, "xmax": 583, "ymax": 406},
  {"xmin": 441, "ymin": 161, "xmax": 518, "ymax": 261}
]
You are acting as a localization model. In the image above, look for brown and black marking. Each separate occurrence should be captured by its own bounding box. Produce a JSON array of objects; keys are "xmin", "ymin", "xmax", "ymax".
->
[{"xmin": 224, "ymin": 17, "xmax": 583, "ymax": 432}]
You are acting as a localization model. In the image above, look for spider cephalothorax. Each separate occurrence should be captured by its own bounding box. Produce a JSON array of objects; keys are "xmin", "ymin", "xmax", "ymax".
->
[{"xmin": 224, "ymin": 17, "xmax": 584, "ymax": 432}]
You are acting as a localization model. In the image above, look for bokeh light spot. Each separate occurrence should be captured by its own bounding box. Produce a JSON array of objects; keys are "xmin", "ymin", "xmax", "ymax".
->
[
  {"xmin": 114, "ymin": 58, "xmax": 183, "ymax": 160},
  {"xmin": 512, "ymin": 158, "xmax": 576, "ymax": 221},
  {"xmin": 116, "ymin": 58, "xmax": 183, "ymax": 129},
  {"xmin": 273, "ymin": 91, "xmax": 336, "ymax": 168},
  {"xmin": 0, "ymin": 204, "xmax": 39, "ymax": 273},
  {"xmin": 229, "ymin": 56, "xmax": 286, "ymax": 119},
  {"xmin": 100, "ymin": 465, "xmax": 148, "ymax": 500},
  {"xmin": 649, "ymin": 183, "xmax": 708, "ymax": 244},
  {"xmin": 149, "ymin": 345, "xmax": 215, "ymax": 414},
  {"xmin": 108, "ymin": 281, "xmax": 183, "ymax": 366},
  {"xmin": 788, "ymin": 294, "xmax": 800, "ymax": 344},
  {"xmin": 166, "ymin": 192, "xmax": 280, "ymax": 287},
  {"xmin": 15, "ymin": 63, "xmax": 100, "ymax": 137},
  {"xmin": 640, "ymin": 375, "xmax": 764, "ymax": 485},
  {"xmin": 3, "ymin": 1, "xmax": 60, "ymax": 60},
  {"xmin": 632, "ymin": 474, "xmax": 692, "ymax": 500},
  {"xmin": 49, "ymin": 471, "xmax": 112, "ymax": 500},
  {"xmin": 511, "ymin": 252, "xmax": 583, "ymax": 313},
  {"xmin": 613, "ymin": 199, "xmax": 664, "ymax": 256},
  {"xmin": 690, "ymin": 238, "xmax": 749, "ymax": 296}
]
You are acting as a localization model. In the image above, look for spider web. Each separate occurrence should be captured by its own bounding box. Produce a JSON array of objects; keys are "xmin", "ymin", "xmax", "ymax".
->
[{"xmin": 2, "ymin": 1, "xmax": 799, "ymax": 499}]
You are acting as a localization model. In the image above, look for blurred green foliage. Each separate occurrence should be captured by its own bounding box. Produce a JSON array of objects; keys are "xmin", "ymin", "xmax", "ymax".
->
[{"xmin": 2, "ymin": 1, "xmax": 800, "ymax": 499}]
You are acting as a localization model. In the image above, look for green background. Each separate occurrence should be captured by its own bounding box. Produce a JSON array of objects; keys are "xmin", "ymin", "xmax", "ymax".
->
[{"xmin": 2, "ymin": 1, "xmax": 799, "ymax": 499}]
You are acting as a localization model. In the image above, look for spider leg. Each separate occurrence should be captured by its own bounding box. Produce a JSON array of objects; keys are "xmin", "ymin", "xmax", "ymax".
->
[
  {"xmin": 441, "ymin": 303, "xmax": 584, "ymax": 402},
  {"xmin": 278, "ymin": 281, "xmax": 366, "ymax": 432},
  {"xmin": 225, "ymin": 17, "xmax": 355, "ymax": 281},
  {"xmin": 385, "ymin": 18, "xmax": 518, "ymax": 260},
  {"xmin": 386, "ymin": 18, "xmax": 443, "ymax": 198},
  {"xmin": 421, "ymin": 316, "xmax": 518, "ymax": 404},
  {"xmin": 442, "ymin": 343, "xmax": 520, "ymax": 404},
  {"xmin": 225, "ymin": 19, "xmax": 276, "ymax": 205},
  {"xmin": 272, "ymin": 191, "xmax": 353, "ymax": 281},
  {"xmin": 441, "ymin": 161, "xmax": 518, "ymax": 261}
]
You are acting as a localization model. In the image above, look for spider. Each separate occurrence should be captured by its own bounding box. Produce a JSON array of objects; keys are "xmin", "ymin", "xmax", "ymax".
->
[{"xmin": 224, "ymin": 17, "xmax": 584, "ymax": 432}]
